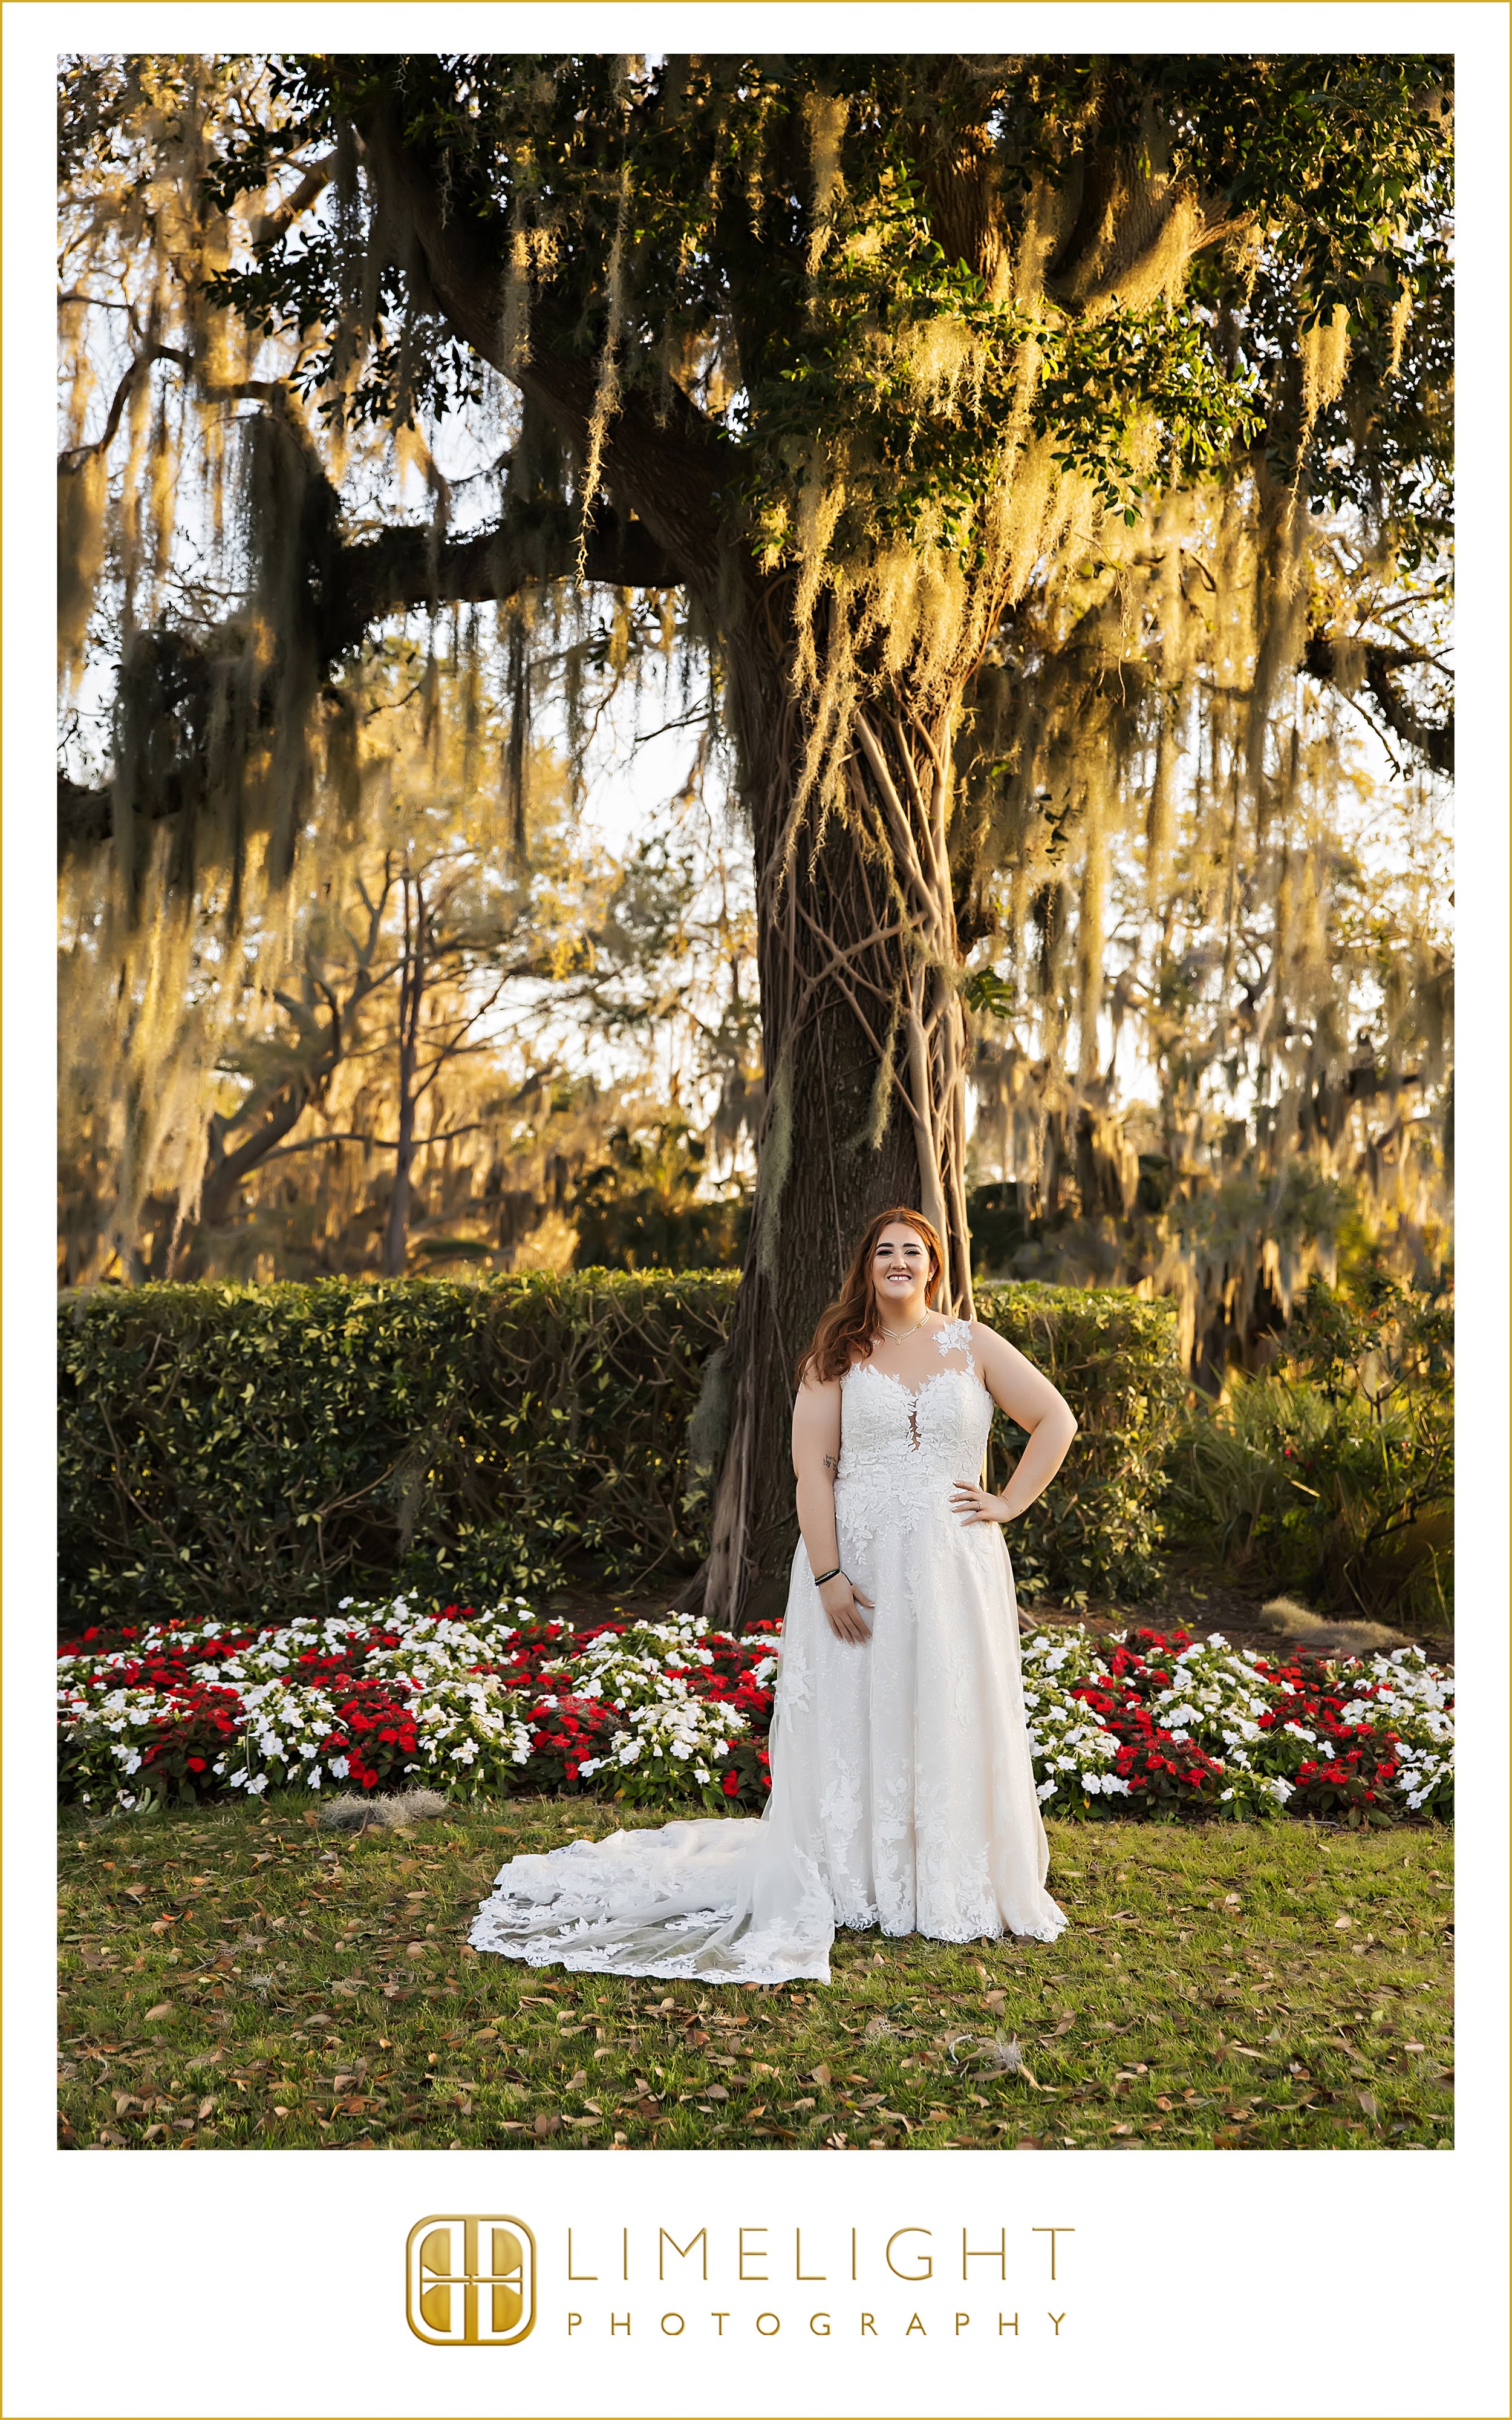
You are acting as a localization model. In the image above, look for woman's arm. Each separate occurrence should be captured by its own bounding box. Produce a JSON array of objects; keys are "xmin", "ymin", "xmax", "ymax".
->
[
  {"xmin": 791, "ymin": 1371, "xmax": 875, "ymax": 1643},
  {"xmin": 950, "ymin": 1323, "xmax": 1078, "ymax": 1527}
]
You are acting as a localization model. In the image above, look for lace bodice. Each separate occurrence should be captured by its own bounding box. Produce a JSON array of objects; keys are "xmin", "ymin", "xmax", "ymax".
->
[{"xmin": 832, "ymin": 1317, "xmax": 994, "ymax": 1546}]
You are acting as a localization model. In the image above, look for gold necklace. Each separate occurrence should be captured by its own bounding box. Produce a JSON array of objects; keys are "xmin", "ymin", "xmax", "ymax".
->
[{"xmin": 876, "ymin": 1309, "xmax": 929, "ymax": 1341}]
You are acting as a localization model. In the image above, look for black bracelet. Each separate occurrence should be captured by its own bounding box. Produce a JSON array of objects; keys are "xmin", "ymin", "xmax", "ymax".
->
[{"xmin": 812, "ymin": 1565, "xmax": 842, "ymax": 1587}]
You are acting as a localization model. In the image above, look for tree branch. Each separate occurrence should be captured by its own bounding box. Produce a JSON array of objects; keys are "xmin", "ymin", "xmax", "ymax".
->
[
  {"xmin": 58, "ymin": 499, "xmax": 682, "ymax": 851},
  {"xmin": 1303, "ymin": 632, "xmax": 1454, "ymax": 777},
  {"xmin": 322, "ymin": 500, "xmax": 680, "ymax": 656},
  {"xmin": 354, "ymin": 90, "xmax": 732, "ymax": 603},
  {"xmin": 58, "ymin": 342, "xmax": 192, "ymax": 469},
  {"xmin": 246, "ymin": 154, "xmax": 336, "ymax": 248}
]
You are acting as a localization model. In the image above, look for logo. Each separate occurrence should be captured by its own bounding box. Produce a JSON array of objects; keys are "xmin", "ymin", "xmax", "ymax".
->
[{"xmin": 406, "ymin": 2216, "xmax": 536, "ymax": 2347}]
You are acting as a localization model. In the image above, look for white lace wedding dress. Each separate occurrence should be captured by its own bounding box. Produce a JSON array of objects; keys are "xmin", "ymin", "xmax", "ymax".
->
[{"xmin": 469, "ymin": 1319, "xmax": 1067, "ymax": 1983}]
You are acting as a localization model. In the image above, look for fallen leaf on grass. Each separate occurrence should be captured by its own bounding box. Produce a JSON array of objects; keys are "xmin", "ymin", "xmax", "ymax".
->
[
  {"xmin": 1358, "ymin": 2091, "xmax": 1380, "ymax": 2119},
  {"xmin": 975, "ymin": 2035, "xmax": 1028, "ymax": 2078}
]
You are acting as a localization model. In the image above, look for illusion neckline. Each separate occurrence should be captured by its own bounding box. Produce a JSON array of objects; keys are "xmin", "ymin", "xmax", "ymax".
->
[{"xmin": 846, "ymin": 1359, "xmax": 985, "ymax": 1404}]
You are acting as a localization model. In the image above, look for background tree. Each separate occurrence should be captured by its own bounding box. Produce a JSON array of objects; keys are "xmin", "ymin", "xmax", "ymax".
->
[{"xmin": 58, "ymin": 52, "xmax": 1452, "ymax": 1617}]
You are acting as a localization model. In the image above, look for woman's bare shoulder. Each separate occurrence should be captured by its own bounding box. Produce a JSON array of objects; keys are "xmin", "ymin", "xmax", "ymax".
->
[{"xmin": 969, "ymin": 1318, "xmax": 1037, "ymax": 1367}]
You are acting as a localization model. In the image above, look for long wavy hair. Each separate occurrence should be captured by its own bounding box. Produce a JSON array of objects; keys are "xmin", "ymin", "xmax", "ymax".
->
[{"xmin": 797, "ymin": 1205, "xmax": 945, "ymax": 1387}]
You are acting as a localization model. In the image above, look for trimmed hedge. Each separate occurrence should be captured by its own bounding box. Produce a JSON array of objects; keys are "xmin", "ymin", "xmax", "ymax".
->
[
  {"xmin": 974, "ymin": 1283, "xmax": 1182, "ymax": 1604},
  {"xmin": 59, "ymin": 1274, "xmax": 1182, "ymax": 1630}
]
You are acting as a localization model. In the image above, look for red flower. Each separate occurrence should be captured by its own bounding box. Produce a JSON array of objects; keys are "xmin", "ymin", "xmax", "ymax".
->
[
  {"xmin": 186, "ymin": 1756, "xmax": 207, "ymax": 1771},
  {"xmin": 722, "ymin": 1771, "xmax": 740, "ymax": 1797}
]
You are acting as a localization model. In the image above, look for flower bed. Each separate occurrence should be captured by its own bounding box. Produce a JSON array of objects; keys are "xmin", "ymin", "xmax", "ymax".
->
[
  {"xmin": 1022, "ymin": 1629, "xmax": 1453, "ymax": 1823},
  {"xmin": 57, "ymin": 1603, "xmax": 780, "ymax": 1818},
  {"xmin": 58, "ymin": 1603, "xmax": 1450, "ymax": 1828}
]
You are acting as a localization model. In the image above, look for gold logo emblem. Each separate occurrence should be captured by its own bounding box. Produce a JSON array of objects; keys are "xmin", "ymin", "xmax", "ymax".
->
[{"xmin": 406, "ymin": 2215, "xmax": 536, "ymax": 2347}]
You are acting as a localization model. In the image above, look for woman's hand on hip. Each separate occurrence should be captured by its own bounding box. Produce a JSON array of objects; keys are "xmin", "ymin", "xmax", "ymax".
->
[
  {"xmin": 818, "ymin": 1572, "xmax": 875, "ymax": 1643},
  {"xmin": 950, "ymin": 1478, "xmax": 1011, "ymax": 1526}
]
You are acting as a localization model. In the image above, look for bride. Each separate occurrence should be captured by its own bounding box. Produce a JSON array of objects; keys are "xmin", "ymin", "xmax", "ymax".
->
[{"xmin": 470, "ymin": 1206, "xmax": 1076, "ymax": 1983}]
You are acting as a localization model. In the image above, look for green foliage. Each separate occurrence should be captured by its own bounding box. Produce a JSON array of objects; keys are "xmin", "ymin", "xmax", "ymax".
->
[
  {"xmin": 59, "ymin": 1274, "xmax": 1181, "ymax": 1630},
  {"xmin": 572, "ymin": 1122, "xmax": 750, "ymax": 1273},
  {"xmin": 205, "ymin": 54, "xmax": 1452, "ymax": 562},
  {"xmin": 1164, "ymin": 1275, "xmax": 1453, "ymax": 1627},
  {"xmin": 976, "ymin": 1284, "xmax": 1184, "ymax": 1602},
  {"xmin": 59, "ymin": 1275, "xmax": 731, "ymax": 1632}
]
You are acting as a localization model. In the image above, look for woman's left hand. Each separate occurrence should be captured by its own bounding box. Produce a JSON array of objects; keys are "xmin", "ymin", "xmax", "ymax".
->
[{"xmin": 950, "ymin": 1478, "xmax": 1011, "ymax": 1526}]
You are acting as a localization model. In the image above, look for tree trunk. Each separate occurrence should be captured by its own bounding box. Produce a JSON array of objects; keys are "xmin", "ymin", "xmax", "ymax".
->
[
  {"xmin": 298, "ymin": 105, "xmax": 982, "ymax": 1617},
  {"xmin": 695, "ymin": 633, "xmax": 976, "ymax": 1627}
]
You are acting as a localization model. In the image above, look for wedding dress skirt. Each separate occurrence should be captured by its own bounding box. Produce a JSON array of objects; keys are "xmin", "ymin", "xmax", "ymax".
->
[{"xmin": 469, "ymin": 1321, "xmax": 1067, "ymax": 1983}]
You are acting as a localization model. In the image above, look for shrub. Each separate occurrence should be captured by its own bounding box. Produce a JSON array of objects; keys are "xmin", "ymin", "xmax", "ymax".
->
[
  {"xmin": 976, "ymin": 1283, "xmax": 1183, "ymax": 1602},
  {"xmin": 59, "ymin": 1272, "xmax": 1182, "ymax": 1632},
  {"xmin": 59, "ymin": 1274, "xmax": 729, "ymax": 1634},
  {"xmin": 1163, "ymin": 1275, "xmax": 1453, "ymax": 1629}
]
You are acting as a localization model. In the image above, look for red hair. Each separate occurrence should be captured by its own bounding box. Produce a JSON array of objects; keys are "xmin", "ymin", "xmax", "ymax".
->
[{"xmin": 797, "ymin": 1205, "xmax": 945, "ymax": 1387}]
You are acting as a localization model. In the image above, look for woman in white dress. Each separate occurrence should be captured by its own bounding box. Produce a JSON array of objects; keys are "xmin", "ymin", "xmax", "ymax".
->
[{"xmin": 470, "ymin": 1206, "xmax": 1076, "ymax": 1983}]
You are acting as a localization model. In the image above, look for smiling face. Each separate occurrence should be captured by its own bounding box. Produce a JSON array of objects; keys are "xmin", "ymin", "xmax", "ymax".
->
[{"xmin": 870, "ymin": 1222, "xmax": 935, "ymax": 1327}]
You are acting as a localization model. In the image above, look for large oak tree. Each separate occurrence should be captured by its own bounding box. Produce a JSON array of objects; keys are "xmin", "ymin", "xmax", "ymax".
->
[{"xmin": 59, "ymin": 53, "xmax": 1452, "ymax": 1618}]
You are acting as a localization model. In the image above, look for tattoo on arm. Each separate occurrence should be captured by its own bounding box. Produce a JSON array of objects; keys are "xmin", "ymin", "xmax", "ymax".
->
[{"xmin": 823, "ymin": 1453, "xmax": 836, "ymax": 1470}]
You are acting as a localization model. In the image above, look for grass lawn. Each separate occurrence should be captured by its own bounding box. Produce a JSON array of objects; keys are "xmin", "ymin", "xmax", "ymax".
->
[{"xmin": 59, "ymin": 1795, "xmax": 1453, "ymax": 2153}]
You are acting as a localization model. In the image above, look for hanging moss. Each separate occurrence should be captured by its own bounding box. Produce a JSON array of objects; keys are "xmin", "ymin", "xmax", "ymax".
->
[{"xmin": 58, "ymin": 54, "xmax": 1453, "ymax": 1352}]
